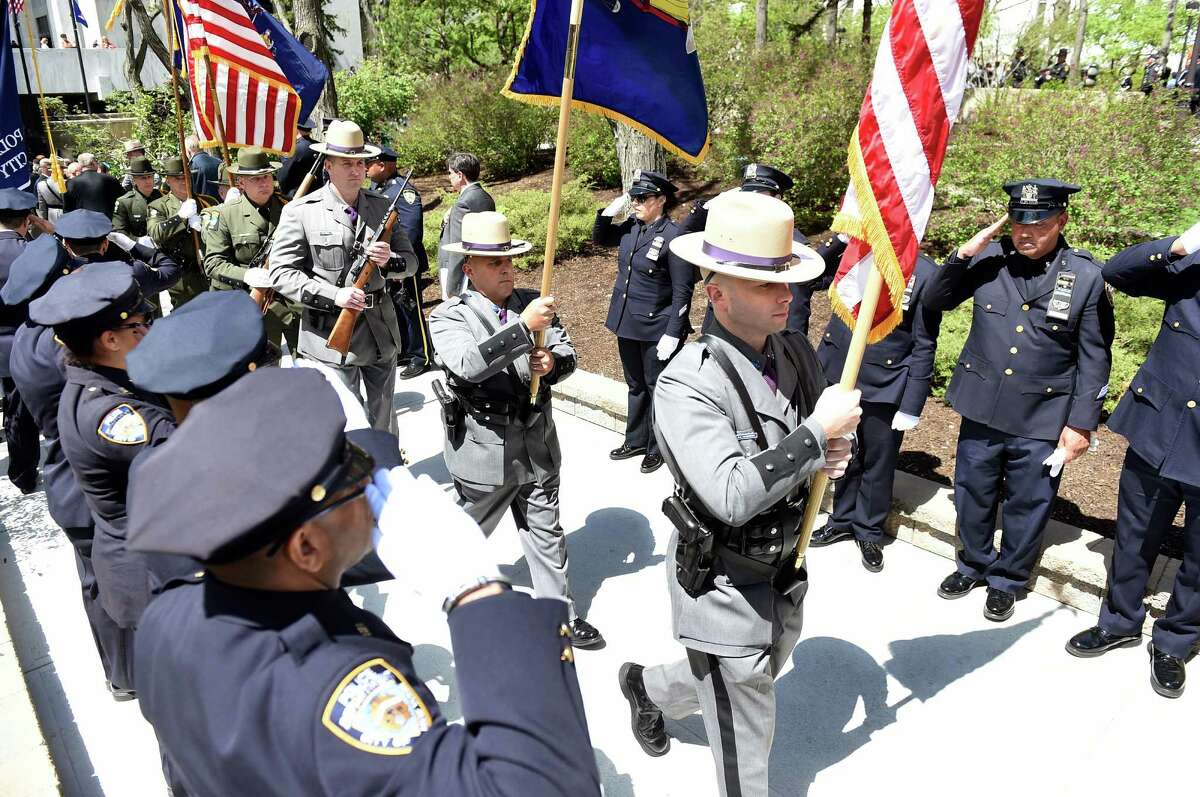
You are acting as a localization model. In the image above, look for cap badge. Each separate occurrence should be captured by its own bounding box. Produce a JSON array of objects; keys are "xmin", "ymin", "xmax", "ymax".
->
[
  {"xmin": 311, "ymin": 484, "xmax": 327, "ymax": 502},
  {"xmin": 746, "ymin": 164, "xmax": 758, "ymax": 179},
  {"xmin": 633, "ymin": 169, "xmax": 642, "ymax": 180},
  {"xmin": 1020, "ymin": 183, "xmax": 1039, "ymax": 205}
]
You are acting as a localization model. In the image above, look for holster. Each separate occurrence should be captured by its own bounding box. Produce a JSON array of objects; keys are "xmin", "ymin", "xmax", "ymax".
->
[
  {"xmin": 662, "ymin": 493, "xmax": 715, "ymax": 598},
  {"xmin": 431, "ymin": 379, "xmax": 462, "ymax": 434}
]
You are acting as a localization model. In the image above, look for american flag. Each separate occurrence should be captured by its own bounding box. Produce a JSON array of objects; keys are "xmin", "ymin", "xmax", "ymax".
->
[
  {"xmin": 8, "ymin": 1, "xmax": 25, "ymax": 15},
  {"xmin": 177, "ymin": 0, "xmax": 301, "ymax": 156}
]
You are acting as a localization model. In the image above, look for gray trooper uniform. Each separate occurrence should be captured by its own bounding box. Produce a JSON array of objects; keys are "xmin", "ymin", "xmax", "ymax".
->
[
  {"xmin": 645, "ymin": 321, "xmax": 828, "ymax": 797},
  {"xmin": 268, "ymin": 183, "xmax": 416, "ymax": 434},
  {"xmin": 429, "ymin": 287, "xmax": 580, "ymax": 616}
]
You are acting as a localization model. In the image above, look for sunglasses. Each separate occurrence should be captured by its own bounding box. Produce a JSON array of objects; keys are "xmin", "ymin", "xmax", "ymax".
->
[
  {"xmin": 112, "ymin": 319, "xmax": 153, "ymax": 332},
  {"xmin": 265, "ymin": 440, "xmax": 377, "ymax": 557}
]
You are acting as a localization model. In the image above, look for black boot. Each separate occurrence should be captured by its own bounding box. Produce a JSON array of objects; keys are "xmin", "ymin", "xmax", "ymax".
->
[
  {"xmin": 1065, "ymin": 626, "xmax": 1140, "ymax": 658},
  {"xmin": 1149, "ymin": 642, "xmax": 1186, "ymax": 699},
  {"xmin": 856, "ymin": 539, "xmax": 884, "ymax": 573},
  {"xmin": 618, "ymin": 663, "xmax": 670, "ymax": 756},
  {"xmin": 983, "ymin": 587, "xmax": 1015, "ymax": 622},
  {"xmin": 937, "ymin": 571, "xmax": 984, "ymax": 600}
]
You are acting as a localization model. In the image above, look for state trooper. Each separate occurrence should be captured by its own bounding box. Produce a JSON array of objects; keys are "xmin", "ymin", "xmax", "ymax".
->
[
  {"xmin": 923, "ymin": 180, "xmax": 1112, "ymax": 622},
  {"xmin": 593, "ymin": 170, "xmax": 696, "ymax": 474},
  {"xmin": 809, "ymin": 253, "xmax": 943, "ymax": 571},
  {"xmin": 202, "ymin": 147, "xmax": 300, "ymax": 352},
  {"xmin": 127, "ymin": 367, "xmax": 601, "ymax": 796},
  {"xmin": 679, "ymin": 163, "xmax": 850, "ymax": 336},
  {"xmin": 268, "ymin": 121, "xmax": 417, "ymax": 435},
  {"xmin": 428, "ymin": 211, "xmax": 603, "ymax": 648},
  {"xmin": 112, "ymin": 156, "xmax": 161, "ymax": 240},
  {"xmin": 1066, "ymin": 219, "xmax": 1200, "ymax": 699},
  {"xmin": 619, "ymin": 193, "xmax": 859, "ymax": 797},
  {"xmin": 147, "ymin": 155, "xmax": 218, "ymax": 308},
  {"xmin": 56, "ymin": 209, "xmax": 183, "ymax": 313},
  {"xmin": 4, "ymin": 236, "xmax": 130, "ymax": 700}
]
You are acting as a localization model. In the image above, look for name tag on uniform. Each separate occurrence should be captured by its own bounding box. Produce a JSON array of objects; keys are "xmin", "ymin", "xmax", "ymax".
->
[
  {"xmin": 900, "ymin": 274, "xmax": 916, "ymax": 311},
  {"xmin": 317, "ymin": 228, "xmax": 338, "ymax": 243},
  {"xmin": 1046, "ymin": 272, "xmax": 1075, "ymax": 322},
  {"xmin": 646, "ymin": 235, "xmax": 665, "ymax": 262}
]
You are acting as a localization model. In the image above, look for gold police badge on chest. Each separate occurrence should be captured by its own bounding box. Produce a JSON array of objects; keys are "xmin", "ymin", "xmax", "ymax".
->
[{"xmin": 646, "ymin": 235, "xmax": 665, "ymax": 262}]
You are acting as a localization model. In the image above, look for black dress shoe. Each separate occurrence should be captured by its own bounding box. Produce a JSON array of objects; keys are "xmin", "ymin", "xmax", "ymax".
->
[
  {"xmin": 609, "ymin": 444, "xmax": 646, "ymax": 461},
  {"xmin": 618, "ymin": 663, "xmax": 670, "ymax": 757},
  {"xmin": 983, "ymin": 587, "xmax": 1015, "ymax": 622},
  {"xmin": 639, "ymin": 453, "xmax": 664, "ymax": 474},
  {"xmin": 107, "ymin": 682, "xmax": 137, "ymax": 702},
  {"xmin": 1149, "ymin": 642, "xmax": 1186, "ymax": 698},
  {"xmin": 937, "ymin": 571, "xmax": 984, "ymax": 600},
  {"xmin": 809, "ymin": 525, "xmax": 853, "ymax": 548},
  {"xmin": 398, "ymin": 362, "xmax": 428, "ymax": 380},
  {"xmin": 1065, "ymin": 626, "xmax": 1141, "ymax": 658},
  {"xmin": 569, "ymin": 618, "xmax": 604, "ymax": 649},
  {"xmin": 857, "ymin": 539, "xmax": 883, "ymax": 572}
]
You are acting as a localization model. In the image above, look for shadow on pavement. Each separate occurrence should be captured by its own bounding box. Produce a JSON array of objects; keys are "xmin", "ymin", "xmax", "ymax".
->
[
  {"xmin": 407, "ymin": 451, "xmax": 452, "ymax": 484},
  {"xmin": 568, "ymin": 507, "xmax": 666, "ymax": 619},
  {"xmin": 594, "ymin": 747, "xmax": 635, "ymax": 797},
  {"xmin": 392, "ymin": 390, "xmax": 429, "ymax": 416},
  {"xmin": 412, "ymin": 643, "xmax": 461, "ymax": 723}
]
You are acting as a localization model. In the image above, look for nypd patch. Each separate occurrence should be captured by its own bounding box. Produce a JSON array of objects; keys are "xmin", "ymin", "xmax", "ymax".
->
[
  {"xmin": 402, "ymin": 189, "xmax": 418, "ymax": 205},
  {"xmin": 97, "ymin": 404, "xmax": 148, "ymax": 445},
  {"xmin": 322, "ymin": 658, "xmax": 432, "ymax": 755}
]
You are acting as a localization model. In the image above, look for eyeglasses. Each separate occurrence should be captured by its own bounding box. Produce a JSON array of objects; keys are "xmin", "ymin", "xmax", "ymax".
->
[
  {"xmin": 112, "ymin": 319, "xmax": 153, "ymax": 332},
  {"xmin": 264, "ymin": 440, "xmax": 376, "ymax": 557},
  {"xmin": 630, "ymin": 196, "xmax": 647, "ymax": 205}
]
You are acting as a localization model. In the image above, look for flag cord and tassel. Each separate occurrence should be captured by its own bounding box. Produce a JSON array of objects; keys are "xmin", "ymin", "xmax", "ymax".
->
[
  {"xmin": 20, "ymin": 4, "xmax": 66, "ymax": 192},
  {"xmin": 163, "ymin": 0, "xmax": 204, "ymax": 271},
  {"xmin": 529, "ymin": 0, "xmax": 585, "ymax": 402},
  {"xmin": 198, "ymin": 50, "xmax": 231, "ymax": 166}
]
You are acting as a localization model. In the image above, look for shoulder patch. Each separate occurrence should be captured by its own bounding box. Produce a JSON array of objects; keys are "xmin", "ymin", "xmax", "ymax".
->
[
  {"xmin": 402, "ymin": 189, "xmax": 418, "ymax": 205},
  {"xmin": 205, "ymin": 211, "xmax": 222, "ymax": 230},
  {"xmin": 98, "ymin": 403, "xmax": 148, "ymax": 445},
  {"xmin": 322, "ymin": 658, "xmax": 432, "ymax": 755}
]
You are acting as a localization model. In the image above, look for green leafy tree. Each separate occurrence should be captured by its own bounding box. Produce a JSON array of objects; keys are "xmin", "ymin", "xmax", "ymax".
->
[
  {"xmin": 370, "ymin": 0, "xmax": 530, "ymax": 78},
  {"xmin": 334, "ymin": 60, "xmax": 419, "ymax": 141}
]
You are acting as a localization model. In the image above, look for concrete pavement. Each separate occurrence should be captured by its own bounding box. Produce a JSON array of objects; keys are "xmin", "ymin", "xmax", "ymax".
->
[{"xmin": 0, "ymin": 368, "xmax": 1194, "ymax": 796}]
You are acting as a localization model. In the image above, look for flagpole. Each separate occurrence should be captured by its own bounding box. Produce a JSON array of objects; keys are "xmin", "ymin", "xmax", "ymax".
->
[
  {"xmin": 10, "ymin": 9, "xmax": 34, "ymax": 96},
  {"xmin": 66, "ymin": 3, "xmax": 92, "ymax": 113},
  {"xmin": 793, "ymin": 265, "xmax": 885, "ymax": 570},
  {"xmin": 163, "ymin": 0, "xmax": 204, "ymax": 270},
  {"xmin": 21, "ymin": 5, "xmax": 66, "ymax": 192},
  {"xmin": 196, "ymin": 47, "xmax": 231, "ymax": 165},
  {"xmin": 529, "ymin": 0, "xmax": 585, "ymax": 401}
]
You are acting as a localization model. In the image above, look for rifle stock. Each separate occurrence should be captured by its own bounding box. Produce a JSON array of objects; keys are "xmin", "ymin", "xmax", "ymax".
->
[{"xmin": 251, "ymin": 155, "xmax": 325, "ymax": 313}]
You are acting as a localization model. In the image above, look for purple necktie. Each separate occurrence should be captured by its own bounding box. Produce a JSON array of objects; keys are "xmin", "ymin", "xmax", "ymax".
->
[
  {"xmin": 497, "ymin": 307, "xmax": 509, "ymax": 324},
  {"xmin": 763, "ymin": 357, "xmax": 778, "ymax": 394}
]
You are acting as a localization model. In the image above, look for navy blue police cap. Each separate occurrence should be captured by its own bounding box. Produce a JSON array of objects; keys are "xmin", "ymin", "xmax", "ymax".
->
[
  {"xmin": 370, "ymin": 146, "xmax": 399, "ymax": 162},
  {"xmin": 0, "ymin": 188, "xmax": 37, "ymax": 213},
  {"xmin": 55, "ymin": 209, "xmax": 114, "ymax": 241},
  {"xmin": 27, "ymin": 261, "xmax": 153, "ymax": 344},
  {"xmin": 0, "ymin": 235, "xmax": 72, "ymax": 306},
  {"xmin": 628, "ymin": 170, "xmax": 677, "ymax": 198},
  {"xmin": 740, "ymin": 163, "xmax": 794, "ymax": 195},
  {"xmin": 127, "ymin": 291, "xmax": 279, "ymax": 401},
  {"xmin": 1002, "ymin": 179, "xmax": 1081, "ymax": 224},
  {"xmin": 127, "ymin": 368, "xmax": 382, "ymax": 563}
]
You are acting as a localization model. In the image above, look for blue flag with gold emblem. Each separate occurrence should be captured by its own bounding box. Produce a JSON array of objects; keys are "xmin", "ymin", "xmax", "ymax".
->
[
  {"xmin": 0, "ymin": 8, "xmax": 31, "ymax": 191},
  {"xmin": 504, "ymin": 0, "xmax": 709, "ymax": 163},
  {"xmin": 238, "ymin": 0, "xmax": 327, "ymax": 124}
]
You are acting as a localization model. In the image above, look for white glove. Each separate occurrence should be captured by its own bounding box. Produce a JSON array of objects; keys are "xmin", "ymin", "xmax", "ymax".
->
[
  {"xmin": 136, "ymin": 235, "xmax": 156, "ymax": 250},
  {"xmin": 367, "ymin": 467, "xmax": 500, "ymax": 606},
  {"xmin": 602, "ymin": 193, "xmax": 631, "ymax": 218},
  {"xmin": 177, "ymin": 198, "xmax": 198, "ymax": 220},
  {"xmin": 241, "ymin": 267, "xmax": 273, "ymax": 289},
  {"xmin": 223, "ymin": 187, "xmax": 242, "ymax": 206},
  {"xmin": 107, "ymin": 232, "xmax": 136, "ymax": 252},
  {"xmin": 655, "ymin": 334, "xmax": 679, "ymax": 361},
  {"xmin": 1178, "ymin": 219, "xmax": 1200, "ymax": 256},
  {"xmin": 1042, "ymin": 447, "xmax": 1067, "ymax": 477},
  {"xmin": 187, "ymin": 215, "xmax": 203, "ymax": 231},
  {"xmin": 891, "ymin": 411, "xmax": 920, "ymax": 432}
]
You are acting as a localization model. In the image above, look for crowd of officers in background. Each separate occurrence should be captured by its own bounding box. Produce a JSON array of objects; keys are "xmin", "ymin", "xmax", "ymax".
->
[{"xmin": 968, "ymin": 45, "xmax": 1198, "ymax": 100}]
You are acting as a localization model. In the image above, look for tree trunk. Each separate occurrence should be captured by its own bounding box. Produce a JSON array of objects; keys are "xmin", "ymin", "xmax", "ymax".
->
[
  {"xmin": 755, "ymin": 0, "xmax": 767, "ymax": 51},
  {"xmin": 129, "ymin": 1, "xmax": 171, "ymax": 71},
  {"xmin": 1071, "ymin": 0, "xmax": 1088, "ymax": 82},
  {"xmin": 123, "ymin": 5, "xmax": 142, "ymax": 91},
  {"xmin": 1162, "ymin": 0, "xmax": 1179, "ymax": 61},
  {"xmin": 611, "ymin": 122, "xmax": 665, "ymax": 192},
  {"xmin": 294, "ymin": 0, "xmax": 338, "ymax": 117},
  {"xmin": 824, "ymin": 0, "xmax": 839, "ymax": 46},
  {"xmin": 862, "ymin": 0, "xmax": 872, "ymax": 45}
]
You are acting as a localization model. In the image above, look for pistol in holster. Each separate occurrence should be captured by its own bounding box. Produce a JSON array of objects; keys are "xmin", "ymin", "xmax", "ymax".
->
[
  {"xmin": 431, "ymin": 379, "xmax": 462, "ymax": 434},
  {"xmin": 662, "ymin": 493, "xmax": 716, "ymax": 598}
]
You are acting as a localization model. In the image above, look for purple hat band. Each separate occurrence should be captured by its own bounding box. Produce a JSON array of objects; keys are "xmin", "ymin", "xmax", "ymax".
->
[
  {"xmin": 701, "ymin": 240, "xmax": 795, "ymax": 270},
  {"xmin": 463, "ymin": 240, "xmax": 518, "ymax": 252},
  {"xmin": 324, "ymin": 142, "xmax": 370, "ymax": 155}
]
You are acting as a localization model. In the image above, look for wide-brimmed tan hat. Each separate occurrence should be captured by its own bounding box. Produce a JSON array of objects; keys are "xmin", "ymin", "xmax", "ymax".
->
[
  {"xmin": 440, "ymin": 211, "xmax": 532, "ymax": 256},
  {"xmin": 669, "ymin": 192, "xmax": 824, "ymax": 283},
  {"xmin": 123, "ymin": 139, "xmax": 146, "ymax": 154},
  {"xmin": 311, "ymin": 120, "xmax": 381, "ymax": 159},
  {"xmin": 227, "ymin": 147, "xmax": 282, "ymax": 176}
]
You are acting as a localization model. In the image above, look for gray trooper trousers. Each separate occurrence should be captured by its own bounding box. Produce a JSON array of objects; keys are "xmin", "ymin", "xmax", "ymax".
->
[
  {"xmin": 318, "ymin": 355, "xmax": 399, "ymax": 435},
  {"xmin": 453, "ymin": 474, "xmax": 577, "ymax": 619},
  {"xmin": 641, "ymin": 603, "xmax": 805, "ymax": 797}
]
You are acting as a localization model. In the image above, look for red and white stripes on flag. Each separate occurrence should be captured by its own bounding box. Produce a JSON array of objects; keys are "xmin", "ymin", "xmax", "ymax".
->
[
  {"xmin": 8, "ymin": 1, "xmax": 25, "ymax": 15},
  {"xmin": 830, "ymin": 0, "xmax": 984, "ymax": 341},
  {"xmin": 178, "ymin": 0, "xmax": 300, "ymax": 156}
]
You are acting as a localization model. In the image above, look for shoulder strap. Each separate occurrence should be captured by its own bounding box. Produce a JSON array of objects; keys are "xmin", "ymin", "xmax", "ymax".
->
[{"xmin": 698, "ymin": 335, "xmax": 768, "ymax": 452}]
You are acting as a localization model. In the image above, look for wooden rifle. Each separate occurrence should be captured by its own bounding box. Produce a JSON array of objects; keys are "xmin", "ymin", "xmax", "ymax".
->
[
  {"xmin": 325, "ymin": 168, "xmax": 414, "ymax": 356},
  {"xmin": 249, "ymin": 152, "xmax": 326, "ymax": 313}
]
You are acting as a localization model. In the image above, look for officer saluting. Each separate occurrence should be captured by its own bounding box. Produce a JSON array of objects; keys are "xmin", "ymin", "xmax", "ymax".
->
[
  {"xmin": 429, "ymin": 212, "xmax": 603, "ymax": 648},
  {"xmin": 147, "ymin": 155, "xmax": 218, "ymax": 308},
  {"xmin": 268, "ymin": 121, "xmax": 417, "ymax": 435},
  {"xmin": 112, "ymin": 156, "xmax": 161, "ymax": 240},
  {"xmin": 1067, "ymin": 220, "xmax": 1200, "ymax": 698},
  {"xmin": 809, "ymin": 254, "xmax": 943, "ymax": 572},
  {"xmin": 619, "ymin": 193, "xmax": 859, "ymax": 797},
  {"xmin": 56, "ymin": 209, "xmax": 183, "ymax": 305},
  {"xmin": 127, "ymin": 368, "xmax": 602, "ymax": 796},
  {"xmin": 0, "ymin": 188, "xmax": 43, "ymax": 494},
  {"xmin": 923, "ymin": 180, "xmax": 1112, "ymax": 622}
]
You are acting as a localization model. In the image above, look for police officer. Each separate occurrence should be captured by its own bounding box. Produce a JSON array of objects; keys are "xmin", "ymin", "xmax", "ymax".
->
[
  {"xmin": 268, "ymin": 121, "xmax": 417, "ymax": 435},
  {"xmin": 277, "ymin": 115, "xmax": 325, "ymax": 199},
  {"xmin": 148, "ymin": 156, "xmax": 219, "ymax": 309},
  {"xmin": 429, "ymin": 211, "xmax": 603, "ymax": 648},
  {"xmin": 112, "ymin": 156, "xmax": 161, "ymax": 240},
  {"xmin": 0, "ymin": 189, "xmax": 43, "ymax": 493},
  {"xmin": 56, "ymin": 209, "xmax": 183, "ymax": 313},
  {"xmin": 1066, "ymin": 220, "xmax": 1200, "ymax": 699},
  {"xmin": 679, "ymin": 163, "xmax": 850, "ymax": 336},
  {"xmin": 367, "ymin": 146, "xmax": 432, "ymax": 379},
  {"xmin": 126, "ymin": 367, "xmax": 601, "ymax": 796},
  {"xmin": 619, "ymin": 193, "xmax": 859, "ymax": 797},
  {"xmin": 923, "ymin": 180, "xmax": 1112, "ymax": 622},
  {"xmin": 594, "ymin": 170, "xmax": 696, "ymax": 474},
  {"xmin": 809, "ymin": 253, "xmax": 942, "ymax": 572},
  {"xmin": 201, "ymin": 147, "xmax": 300, "ymax": 352}
]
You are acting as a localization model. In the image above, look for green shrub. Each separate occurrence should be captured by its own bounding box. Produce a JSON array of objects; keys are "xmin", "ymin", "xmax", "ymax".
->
[
  {"xmin": 494, "ymin": 178, "xmax": 597, "ymax": 270},
  {"xmin": 568, "ymin": 114, "xmax": 621, "ymax": 189},
  {"xmin": 106, "ymin": 87, "xmax": 187, "ymax": 166},
  {"xmin": 335, "ymin": 59, "xmax": 419, "ymax": 142}
]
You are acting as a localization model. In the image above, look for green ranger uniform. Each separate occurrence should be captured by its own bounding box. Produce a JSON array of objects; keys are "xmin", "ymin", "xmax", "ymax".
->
[
  {"xmin": 112, "ymin": 156, "xmax": 161, "ymax": 238},
  {"xmin": 148, "ymin": 192, "xmax": 219, "ymax": 309}
]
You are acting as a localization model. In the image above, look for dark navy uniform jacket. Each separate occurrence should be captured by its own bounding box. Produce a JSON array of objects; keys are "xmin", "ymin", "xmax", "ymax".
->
[
  {"xmin": 136, "ymin": 580, "xmax": 600, "ymax": 797},
  {"xmin": 73, "ymin": 243, "xmax": 183, "ymax": 299},
  {"xmin": 923, "ymin": 236, "xmax": 1112, "ymax": 441},
  {"xmin": 594, "ymin": 211, "xmax": 695, "ymax": 342},
  {"xmin": 818, "ymin": 254, "xmax": 943, "ymax": 414},
  {"xmin": 9, "ymin": 324, "xmax": 93, "ymax": 530},
  {"xmin": 1103, "ymin": 236, "xmax": 1200, "ymax": 487},
  {"xmin": 373, "ymin": 176, "xmax": 427, "ymax": 275},
  {"xmin": 0, "ymin": 230, "xmax": 27, "ymax": 377},
  {"xmin": 58, "ymin": 364, "xmax": 177, "ymax": 625}
]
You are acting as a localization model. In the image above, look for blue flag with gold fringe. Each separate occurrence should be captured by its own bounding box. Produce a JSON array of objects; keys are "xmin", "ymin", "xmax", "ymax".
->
[
  {"xmin": 503, "ymin": 0, "xmax": 709, "ymax": 164},
  {"xmin": 0, "ymin": 8, "xmax": 31, "ymax": 191}
]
